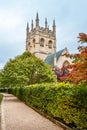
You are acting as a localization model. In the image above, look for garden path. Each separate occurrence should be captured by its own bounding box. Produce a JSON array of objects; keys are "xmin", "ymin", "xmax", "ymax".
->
[{"xmin": 1, "ymin": 93, "xmax": 63, "ymax": 130}]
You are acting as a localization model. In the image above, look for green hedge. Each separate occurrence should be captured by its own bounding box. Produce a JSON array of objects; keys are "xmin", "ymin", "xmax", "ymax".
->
[
  {"xmin": 0, "ymin": 83, "xmax": 87, "ymax": 130},
  {"xmin": 0, "ymin": 93, "xmax": 3, "ymax": 104}
]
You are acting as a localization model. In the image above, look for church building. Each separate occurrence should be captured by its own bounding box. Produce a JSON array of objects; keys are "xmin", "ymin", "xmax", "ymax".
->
[{"xmin": 26, "ymin": 13, "xmax": 72, "ymax": 68}]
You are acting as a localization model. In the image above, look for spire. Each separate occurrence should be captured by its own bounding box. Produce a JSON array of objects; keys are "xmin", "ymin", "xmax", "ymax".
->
[
  {"xmin": 26, "ymin": 22, "xmax": 29, "ymax": 37},
  {"xmin": 45, "ymin": 18, "xmax": 47, "ymax": 28},
  {"xmin": 31, "ymin": 20, "xmax": 33, "ymax": 30},
  {"xmin": 36, "ymin": 12, "xmax": 39, "ymax": 27},
  {"xmin": 36, "ymin": 12, "xmax": 39, "ymax": 20},
  {"xmin": 26, "ymin": 22, "xmax": 29, "ymax": 51},
  {"xmin": 26, "ymin": 22, "xmax": 29, "ymax": 33},
  {"xmin": 53, "ymin": 19, "xmax": 56, "ymax": 33},
  {"xmin": 53, "ymin": 19, "xmax": 55, "ymax": 26}
]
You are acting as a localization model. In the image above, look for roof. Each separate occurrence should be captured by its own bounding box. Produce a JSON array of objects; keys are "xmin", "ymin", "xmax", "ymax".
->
[{"xmin": 44, "ymin": 49, "xmax": 65, "ymax": 66}]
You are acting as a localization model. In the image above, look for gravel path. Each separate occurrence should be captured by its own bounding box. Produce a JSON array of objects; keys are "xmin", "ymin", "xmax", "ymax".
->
[{"xmin": 1, "ymin": 93, "xmax": 63, "ymax": 130}]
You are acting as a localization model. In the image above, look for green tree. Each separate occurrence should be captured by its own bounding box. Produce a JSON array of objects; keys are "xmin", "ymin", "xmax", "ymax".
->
[
  {"xmin": 0, "ymin": 71, "xmax": 3, "ymax": 87},
  {"xmin": 0, "ymin": 52, "xmax": 56, "ymax": 87}
]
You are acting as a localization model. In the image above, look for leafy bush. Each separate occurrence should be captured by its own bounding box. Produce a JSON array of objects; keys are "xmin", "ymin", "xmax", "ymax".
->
[
  {"xmin": 0, "ymin": 52, "xmax": 57, "ymax": 88},
  {"xmin": 0, "ymin": 93, "xmax": 3, "ymax": 103}
]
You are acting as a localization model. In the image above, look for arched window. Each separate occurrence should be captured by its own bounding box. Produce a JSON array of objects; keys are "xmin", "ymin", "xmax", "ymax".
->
[
  {"xmin": 40, "ymin": 38, "xmax": 44, "ymax": 47},
  {"xmin": 33, "ymin": 39, "xmax": 35, "ymax": 48},
  {"xmin": 48, "ymin": 40, "xmax": 52, "ymax": 49},
  {"xmin": 28, "ymin": 42, "xmax": 31, "ymax": 51},
  {"xmin": 28, "ymin": 42, "xmax": 30, "ymax": 45},
  {"xmin": 63, "ymin": 60, "xmax": 70, "ymax": 67},
  {"xmin": 28, "ymin": 42, "xmax": 31, "ymax": 47}
]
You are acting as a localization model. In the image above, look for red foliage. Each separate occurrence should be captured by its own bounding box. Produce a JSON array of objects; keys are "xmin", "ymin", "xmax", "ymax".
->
[
  {"xmin": 78, "ymin": 33, "xmax": 87, "ymax": 43},
  {"xmin": 61, "ymin": 33, "xmax": 87, "ymax": 84}
]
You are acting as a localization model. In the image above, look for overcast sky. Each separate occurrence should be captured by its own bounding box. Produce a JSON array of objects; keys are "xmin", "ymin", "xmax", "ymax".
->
[{"xmin": 0, "ymin": 0, "xmax": 87, "ymax": 69}]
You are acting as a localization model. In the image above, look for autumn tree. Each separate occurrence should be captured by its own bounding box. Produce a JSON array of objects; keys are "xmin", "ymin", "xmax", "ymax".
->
[{"xmin": 61, "ymin": 33, "xmax": 87, "ymax": 84}]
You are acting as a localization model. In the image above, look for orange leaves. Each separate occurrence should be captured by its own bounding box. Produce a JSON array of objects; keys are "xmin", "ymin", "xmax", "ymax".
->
[
  {"xmin": 61, "ymin": 33, "xmax": 87, "ymax": 84},
  {"xmin": 78, "ymin": 33, "xmax": 87, "ymax": 43}
]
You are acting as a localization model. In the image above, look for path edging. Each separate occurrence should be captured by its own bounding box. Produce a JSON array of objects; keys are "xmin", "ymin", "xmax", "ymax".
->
[
  {"xmin": 25, "ymin": 103, "xmax": 73, "ymax": 130},
  {"xmin": 1, "ymin": 95, "xmax": 6, "ymax": 130}
]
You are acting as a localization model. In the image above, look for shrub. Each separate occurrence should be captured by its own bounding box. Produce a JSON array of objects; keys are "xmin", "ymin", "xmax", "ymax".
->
[{"xmin": 0, "ymin": 93, "xmax": 3, "ymax": 103}]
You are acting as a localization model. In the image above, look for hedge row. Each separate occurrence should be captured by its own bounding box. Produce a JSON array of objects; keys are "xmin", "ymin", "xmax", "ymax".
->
[
  {"xmin": 0, "ymin": 93, "xmax": 3, "ymax": 104},
  {"xmin": 0, "ymin": 82, "xmax": 87, "ymax": 130}
]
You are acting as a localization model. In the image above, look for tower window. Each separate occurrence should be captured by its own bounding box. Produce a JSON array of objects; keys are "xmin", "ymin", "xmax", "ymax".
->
[
  {"xmin": 28, "ymin": 42, "xmax": 31, "ymax": 47},
  {"xmin": 28, "ymin": 42, "xmax": 31, "ymax": 51},
  {"xmin": 48, "ymin": 40, "xmax": 52, "ymax": 49},
  {"xmin": 40, "ymin": 38, "xmax": 44, "ymax": 47},
  {"xmin": 28, "ymin": 42, "xmax": 30, "ymax": 45},
  {"xmin": 33, "ymin": 39, "xmax": 35, "ymax": 48}
]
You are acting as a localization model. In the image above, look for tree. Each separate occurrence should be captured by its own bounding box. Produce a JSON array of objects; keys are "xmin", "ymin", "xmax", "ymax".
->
[
  {"xmin": 0, "ymin": 71, "xmax": 3, "ymax": 87},
  {"xmin": 61, "ymin": 33, "xmax": 87, "ymax": 84},
  {"xmin": 78, "ymin": 33, "xmax": 87, "ymax": 43},
  {"xmin": 0, "ymin": 52, "xmax": 57, "ymax": 87},
  {"xmin": 54, "ymin": 66, "xmax": 69, "ymax": 81}
]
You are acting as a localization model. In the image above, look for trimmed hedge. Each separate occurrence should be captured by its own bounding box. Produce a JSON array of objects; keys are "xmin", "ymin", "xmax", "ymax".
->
[
  {"xmin": 0, "ymin": 93, "xmax": 3, "ymax": 104},
  {"xmin": 0, "ymin": 83, "xmax": 87, "ymax": 130}
]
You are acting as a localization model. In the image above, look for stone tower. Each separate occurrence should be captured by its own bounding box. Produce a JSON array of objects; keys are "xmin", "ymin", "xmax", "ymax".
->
[{"xmin": 26, "ymin": 13, "xmax": 56, "ymax": 60}]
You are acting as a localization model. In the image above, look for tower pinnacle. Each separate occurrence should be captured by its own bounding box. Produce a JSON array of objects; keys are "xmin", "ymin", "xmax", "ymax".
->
[
  {"xmin": 31, "ymin": 20, "xmax": 33, "ymax": 30},
  {"xmin": 26, "ymin": 22, "xmax": 29, "ymax": 37},
  {"xmin": 26, "ymin": 22, "xmax": 29, "ymax": 32},
  {"xmin": 53, "ymin": 19, "xmax": 56, "ymax": 34},
  {"xmin": 45, "ymin": 18, "xmax": 47, "ymax": 28},
  {"xmin": 36, "ymin": 12, "xmax": 39, "ymax": 27}
]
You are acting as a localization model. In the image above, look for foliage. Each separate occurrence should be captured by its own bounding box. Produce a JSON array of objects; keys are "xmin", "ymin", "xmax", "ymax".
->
[
  {"xmin": 78, "ymin": 33, "xmax": 87, "ymax": 43},
  {"xmin": 1, "ymin": 82, "xmax": 87, "ymax": 130},
  {"xmin": 0, "ymin": 51, "xmax": 57, "ymax": 87},
  {"xmin": 54, "ymin": 66, "xmax": 69, "ymax": 81},
  {"xmin": 61, "ymin": 33, "xmax": 87, "ymax": 84},
  {"xmin": 0, "ymin": 71, "xmax": 3, "ymax": 87},
  {"xmin": 0, "ymin": 93, "xmax": 3, "ymax": 104}
]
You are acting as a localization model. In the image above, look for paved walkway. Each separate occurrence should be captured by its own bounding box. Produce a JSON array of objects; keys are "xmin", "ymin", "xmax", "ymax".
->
[{"xmin": 1, "ymin": 93, "xmax": 63, "ymax": 130}]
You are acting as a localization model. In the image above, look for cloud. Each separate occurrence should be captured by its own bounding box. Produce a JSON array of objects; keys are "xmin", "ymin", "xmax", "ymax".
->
[
  {"xmin": 0, "ymin": 8, "xmax": 25, "ymax": 69},
  {"xmin": 0, "ymin": 8, "xmax": 25, "ymax": 46},
  {"xmin": 0, "ymin": 9, "xmax": 22, "ymax": 29}
]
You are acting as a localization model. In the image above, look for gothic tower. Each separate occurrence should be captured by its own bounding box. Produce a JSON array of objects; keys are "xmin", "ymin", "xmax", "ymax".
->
[{"xmin": 26, "ymin": 13, "xmax": 56, "ymax": 60}]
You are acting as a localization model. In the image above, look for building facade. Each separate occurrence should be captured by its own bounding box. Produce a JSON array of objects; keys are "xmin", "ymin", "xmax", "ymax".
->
[{"xmin": 26, "ymin": 13, "xmax": 72, "ymax": 68}]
